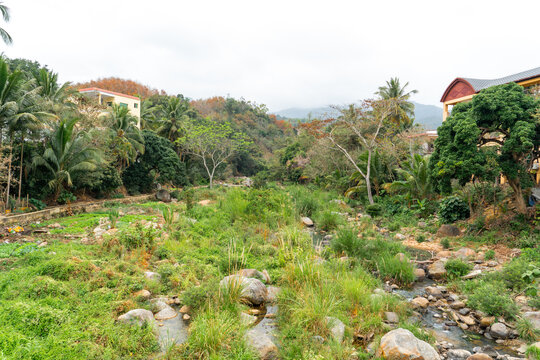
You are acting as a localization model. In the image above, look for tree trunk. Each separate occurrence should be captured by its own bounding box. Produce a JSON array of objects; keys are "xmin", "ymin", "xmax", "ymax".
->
[
  {"xmin": 365, "ymin": 175, "xmax": 374, "ymax": 204},
  {"xmin": 507, "ymin": 178, "xmax": 527, "ymax": 214},
  {"xmin": 209, "ymin": 174, "xmax": 213, "ymax": 189},
  {"xmin": 366, "ymin": 150, "xmax": 374, "ymax": 204},
  {"xmin": 5, "ymin": 138, "xmax": 12, "ymax": 208},
  {"xmin": 18, "ymin": 134, "xmax": 24, "ymax": 202}
]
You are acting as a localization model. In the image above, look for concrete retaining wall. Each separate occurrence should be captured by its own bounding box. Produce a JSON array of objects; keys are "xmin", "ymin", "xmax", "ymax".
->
[{"xmin": 0, "ymin": 194, "xmax": 155, "ymax": 226}]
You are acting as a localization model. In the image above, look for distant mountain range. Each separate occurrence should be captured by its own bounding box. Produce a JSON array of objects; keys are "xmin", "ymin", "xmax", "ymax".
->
[{"xmin": 273, "ymin": 101, "xmax": 443, "ymax": 130}]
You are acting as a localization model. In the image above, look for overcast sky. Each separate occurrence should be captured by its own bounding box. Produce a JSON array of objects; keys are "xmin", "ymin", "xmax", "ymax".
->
[{"xmin": 2, "ymin": 0, "xmax": 539, "ymax": 111}]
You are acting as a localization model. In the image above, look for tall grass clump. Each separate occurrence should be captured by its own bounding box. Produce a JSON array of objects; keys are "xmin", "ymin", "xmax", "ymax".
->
[
  {"xmin": 331, "ymin": 227, "xmax": 363, "ymax": 257},
  {"xmin": 183, "ymin": 307, "xmax": 255, "ymax": 359},
  {"xmin": 316, "ymin": 210, "xmax": 343, "ymax": 232},
  {"xmin": 375, "ymin": 253, "xmax": 415, "ymax": 286},
  {"xmin": 220, "ymin": 189, "xmax": 249, "ymax": 222}
]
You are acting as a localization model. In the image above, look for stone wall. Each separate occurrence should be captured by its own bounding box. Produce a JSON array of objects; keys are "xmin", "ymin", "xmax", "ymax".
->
[{"xmin": 0, "ymin": 194, "xmax": 155, "ymax": 226}]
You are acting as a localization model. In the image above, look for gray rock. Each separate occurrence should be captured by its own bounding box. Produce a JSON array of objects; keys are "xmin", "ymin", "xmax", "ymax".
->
[
  {"xmin": 414, "ymin": 268, "xmax": 426, "ymax": 281},
  {"xmin": 240, "ymin": 312, "xmax": 257, "ymax": 326},
  {"xmin": 118, "ymin": 309, "xmax": 155, "ymax": 327},
  {"xmin": 447, "ymin": 349, "xmax": 472, "ymax": 360},
  {"xmin": 411, "ymin": 297, "xmax": 429, "ymax": 309},
  {"xmin": 425, "ymin": 286, "xmax": 443, "ymax": 298},
  {"xmin": 523, "ymin": 311, "xmax": 540, "ymax": 331},
  {"xmin": 237, "ymin": 269, "xmax": 271, "ymax": 284},
  {"xmin": 490, "ymin": 322, "xmax": 509, "ymax": 339},
  {"xmin": 155, "ymin": 189, "xmax": 171, "ymax": 203},
  {"xmin": 265, "ymin": 286, "xmax": 280, "ymax": 304},
  {"xmin": 437, "ymin": 224, "xmax": 461, "ymax": 237},
  {"xmin": 418, "ymin": 221, "xmax": 427, "ymax": 228},
  {"xmin": 301, "ymin": 217, "xmax": 314, "ymax": 227},
  {"xmin": 395, "ymin": 233, "xmax": 407, "ymax": 240},
  {"xmin": 154, "ymin": 306, "xmax": 177, "ymax": 320},
  {"xmin": 312, "ymin": 335, "xmax": 325, "ymax": 344},
  {"xmin": 462, "ymin": 270, "xmax": 482, "ymax": 280},
  {"xmin": 326, "ymin": 316, "xmax": 345, "ymax": 343},
  {"xmin": 220, "ymin": 275, "xmax": 268, "ymax": 305},
  {"xmin": 245, "ymin": 328, "xmax": 279, "ymax": 360},
  {"xmin": 428, "ymin": 260, "xmax": 447, "ymax": 279},
  {"xmin": 385, "ymin": 312, "xmax": 399, "ymax": 324},
  {"xmin": 144, "ymin": 271, "xmax": 161, "ymax": 282},
  {"xmin": 376, "ymin": 328, "xmax": 440, "ymax": 360}
]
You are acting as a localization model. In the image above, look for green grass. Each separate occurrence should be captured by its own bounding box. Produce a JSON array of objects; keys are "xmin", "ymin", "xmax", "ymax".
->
[{"xmin": 0, "ymin": 185, "xmax": 423, "ymax": 359}]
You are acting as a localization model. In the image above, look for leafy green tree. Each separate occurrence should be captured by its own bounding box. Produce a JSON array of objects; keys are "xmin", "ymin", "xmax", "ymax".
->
[
  {"xmin": 106, "ymin": 104, "xmax": 144, "ymax": 170},
  {"xmin": 182, "ymin": 119, "xmax": 250, "ymax": 188},
  {"xmin": 345, "ymin": 150, "xmax": 395, "ymax": 198},
  {"xmin": 157, "ymin": 96, "xmax": 198, "ymax": 149},
  {"xmin": 376, "ymin": 77, "xmax": 417, "ymax": 129},
  {"xmin": 385, "ymin": 154, "xmax": 432, "ymax": 201},
  {"xmin": 430, "ymin": 83, "xmax": 538, "ymax": 213},
  {"xmin": 0, "ymin": 2, "xmax": 11, "ymax": 45},
  {"xmin": 122, "ymin": 130, "xmax": 187, "ymax": 194},
  {"xmin": 32, "ymin": 118, "xmax": 103, "ymax": 201}
]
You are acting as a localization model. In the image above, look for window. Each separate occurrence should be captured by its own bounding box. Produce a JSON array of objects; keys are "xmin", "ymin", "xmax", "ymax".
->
[
  {"xmin": 134, "ymin": 103, "xmax": 139, "ymax": 108},
  {"xmin": 119, "ymin": 102, "xmax": 128, "ymax": 108}
]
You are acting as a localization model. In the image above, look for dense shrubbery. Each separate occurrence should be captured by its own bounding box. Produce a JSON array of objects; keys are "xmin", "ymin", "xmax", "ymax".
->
[
  {"xmin": 467, "ymin": 282, "xmax": 519, "ymax": 319},
  {"xmin": 444, "ymin": 259, "xmax": 472, "ymax": 278},
  {"xmin": 439, "ymin": 196, "xmax": 470, "ymax": 224}
]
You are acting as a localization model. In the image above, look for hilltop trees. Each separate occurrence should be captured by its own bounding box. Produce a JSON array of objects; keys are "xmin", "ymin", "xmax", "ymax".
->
[
  {"xmin": 430, "ymin": 83, "xmax": 539, "ymax": 213},
  {"xmin": 106, "ymin": 104, "xmax": 144, "ymax": 170},
  {"xmin": 74, "ymin": 77, "xmax": 164, "ymax": 98}
]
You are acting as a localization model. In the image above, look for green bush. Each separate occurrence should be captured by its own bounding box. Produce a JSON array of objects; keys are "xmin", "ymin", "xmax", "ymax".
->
[
  {"xmin": 438, "ymin": 196, "xmax": 470, "ymax": 224},
  {"xmin": 29, "ymin": 198, "xmax": 46, "ymax": 210},
  {"xmin": 296, "ymin": 196, "xmax": 318, "ymax": 218},
  {"xmin": 467, "ymin": 282, "xmax": 518, "ymax": 319},
  {"xmin": 444, "ymin": 259, "xmax": 472, "ymax": 278},
  {"xmin": 118, "ymin": 223, "xmax": 158, "ymax": 251},
  {"xmin": 57, "ymin": 191, "xmax": 76, "ymax": 205},
  {"xmin": 366, "ymin": 204, "xmax": 382, "ymax": 217},
  {"xmin": 484, "ymin": 249, "xmax": 495, "ymax": 260},
  {"xmin": 441, "ymin": 238, "xmax": 451, "ymax": 249},
  {"xmin": 416, "ymin": 234, "xmax": 426, "ymax": 243}
]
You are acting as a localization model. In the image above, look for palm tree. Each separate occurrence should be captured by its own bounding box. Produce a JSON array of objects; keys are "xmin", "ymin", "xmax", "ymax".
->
[
  {"xmin": 33, "ymin": 68, "xmax": 73, "ymax": 111},
  {"xmin": 106, "ymin": 104, "xmax": 144, "ymax": 170},
  {"xmin": 0, "ymin": 2, "xmax": 12, "ymax": 45},
  {"xmin": 32, "ymin": 117, "xmax": 103, "ymax": 201},
  {"xmin": 384, "ymin": 154, "xmax": 432, "ymax": 202},
  {"xmin": 376, "ymin": 78, "xmax": 418, "ymax": 129},
  {"xmin": 7, "ymin": 85, "xmax": 53, "ymax": 201},
  {"xmin": 157, "ymin": 96, "xmax": 198, "ymax": 149}
]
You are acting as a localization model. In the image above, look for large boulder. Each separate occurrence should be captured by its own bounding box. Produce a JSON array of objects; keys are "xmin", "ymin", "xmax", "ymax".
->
[
  {"xmin": 245, "ymin": 328, "xmax": 279, "ymax": 360},
  {"xmin": 220, "ymin": 275, "xmax": 268, "ymax": 305},
  {"xmin": 437, "ymin": 224, "xmax": 461, "ymax": 238},
  {"xmin": 523, "ymin": 311, "xmax": 540, "ymax": 331},
  {"xmin": 428, "ymin": 260, "xmax": 447, "ymax": 279},
  {"xmin": 118, "ymin": 309, "xmax": 155, "ymax": 327},
  {"xmin": 155, "ymin": 189, "xmax": 171, "ymax": 203},
  {"xmin": 237, "ymin": 269, "xmax": 271, "ymax": 284},
  {"xmin": 377, "ymin": 328, "xmax": 440, "ymax": 360},
  {"xmin": 466, "ymin": 354, "xmax": 492, "ymax": 360},
  {"xmin": 411, "ymin": 297, "xmax": 429, "ymax": 309}
]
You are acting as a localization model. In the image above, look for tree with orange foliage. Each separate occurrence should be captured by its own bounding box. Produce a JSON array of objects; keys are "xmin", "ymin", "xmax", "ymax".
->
[
  {"xmin": 73, "ymin": 77, "xmax": 165, "ymax": 99},
  {"xmin": 302, "ymin": 99, "xmax": 401, "ymax": 204}
]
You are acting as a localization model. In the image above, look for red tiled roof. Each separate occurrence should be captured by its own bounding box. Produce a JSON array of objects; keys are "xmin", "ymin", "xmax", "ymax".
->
[{"xmin": 78, "ymin": 87, "xmax": 140, "ymax": 101}]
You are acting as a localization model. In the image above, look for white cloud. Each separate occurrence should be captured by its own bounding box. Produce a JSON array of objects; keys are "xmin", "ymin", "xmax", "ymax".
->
[{"xmin": 2, "ymin": 0, "xmax": 539, "ymax": 110}]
